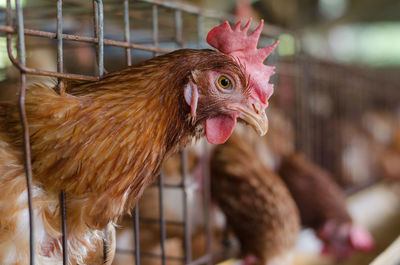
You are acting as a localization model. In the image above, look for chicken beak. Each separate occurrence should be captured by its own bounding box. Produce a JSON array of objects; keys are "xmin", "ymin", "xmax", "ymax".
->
[{"xmin": 228, "ymin": 103, "xmax": 268, "ymax": 136}]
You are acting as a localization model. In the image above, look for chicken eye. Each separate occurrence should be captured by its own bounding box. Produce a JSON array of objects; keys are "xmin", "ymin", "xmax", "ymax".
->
[{"xmin": 217, "ymin": 75, "xmax": 232, "ymax": 90}]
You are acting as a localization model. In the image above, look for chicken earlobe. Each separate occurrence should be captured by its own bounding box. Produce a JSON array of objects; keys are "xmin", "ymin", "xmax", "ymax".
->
[{"xmin": 184, "ymin": 81, "xmax": 198, "ymax": 117}]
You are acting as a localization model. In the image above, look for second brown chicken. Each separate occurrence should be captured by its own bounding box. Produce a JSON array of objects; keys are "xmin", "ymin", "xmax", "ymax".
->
[{"xmin": 210, "ymin": 132, "xmax": 300, "ymax": 265}]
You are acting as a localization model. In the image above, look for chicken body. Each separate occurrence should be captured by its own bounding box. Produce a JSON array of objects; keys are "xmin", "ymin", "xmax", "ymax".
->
[
  {"xmin": 210, "ymin": 132, "xmax": 300, "ymax": 265},
  {"xmin": 0, "ymin": 49, "xmax": 267, "ymax": 264},
  {"xmin": 278, "ymin": 153, "xmax": 375, "ymax": 259}
]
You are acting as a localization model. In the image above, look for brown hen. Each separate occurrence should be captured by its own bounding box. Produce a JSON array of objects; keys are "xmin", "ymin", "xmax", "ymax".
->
[
  {"xmin": 278, "ymin": 153, "xmax": 375, "ymax": 259},
  {"xmin": 210, "ymin": 132, "xmax": 300, "ymax": 265},
  {"xmin": 0, "ymin": 20, "xmax": 277, "ymax": 264}
]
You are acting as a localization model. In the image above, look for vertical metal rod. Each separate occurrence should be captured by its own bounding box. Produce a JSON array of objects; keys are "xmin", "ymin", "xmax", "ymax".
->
[
  {"xmin": 11, "ymin": 0, "xmax": 35, "ymax": 264},
  {"xmin": 180, "ymin": 150, "xmax": 192, "ymax": 264},
  {"xmin": 202, "ymin": 142, "xmax": 212, "ymax": 265},
  {"xmin": 60, "ymin": 191, "xmax": 67, "ymax": 265},
  {"xmin": 152, "ymin": 4, "xmax": 158, "ymax": 57},
  {"xmin": 158, "ymin": 173, "xmax": 166, "ymax": 265},
  {"xmin": 123, "ymin": 0, "xmax": 132, "ymax": 66},
  {"xmin": 133, "ymin": 204, "xmax": 141, "ymax": 265},
  {"xmin": 56, "ymin": 0, "xmax": 64, "ymax": 94},
  {"xmin": 96, "ymin": 0, "xmax": 104, "ymax": 76},
  {"xmin": 15, "ymin": 0, "xmax": 26, "ymax": 65},
  {"xmin": 57, "ymin": 2, "xmax": 67, "ymax": 262}
]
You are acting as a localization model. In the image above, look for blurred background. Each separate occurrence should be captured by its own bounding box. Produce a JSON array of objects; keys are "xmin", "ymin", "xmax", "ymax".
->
[{"xmin": 0, "ymin": 0, "xmax": 399, "ymax": 265}]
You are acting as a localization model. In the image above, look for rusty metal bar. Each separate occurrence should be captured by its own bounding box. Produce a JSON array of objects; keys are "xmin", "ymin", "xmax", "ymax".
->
[
  {"xmin": 3, "ymin": 24, "xmax": 97, "ymax": 81},
  {"xmin": 0, "ymin": 25, "xmax": 172, "ymax": 53},
  {"xmin": 124, "ymin": 0, "xmax": 132, "ymax": 66},
  {"xmin": 60, "ymin": 191, "xmax": 67, "ymax": 265},
  {"xmin": 95, "ymin": 0, "xmax": 104, "ymax": 76},
  {"xmin": 8, "ymin": 0, "xmax": 35, "ymax": 264},
  {"xmin": 158, "ymin": 173, "xmax": 166, "ymax": 265},
  {"xmin": 152, "ymin": 4, "xmax": 158, "ymax": 57},
  {"xmin": 57, "ymin": 3, "xmax": 67, "ymax": 261}
]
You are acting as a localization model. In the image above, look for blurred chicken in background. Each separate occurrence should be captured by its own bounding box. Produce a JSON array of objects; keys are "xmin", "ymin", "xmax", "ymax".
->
[
  {"xmin": 278, "ymin": 153, "xmax": 375, "ymax": 260},
  {"xmin": 210, "ymin": 132, "xmax": 300, "ymax": 265}
]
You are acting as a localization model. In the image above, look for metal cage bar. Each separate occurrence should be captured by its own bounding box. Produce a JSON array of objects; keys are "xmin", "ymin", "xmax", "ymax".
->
[
  {"xmin": 124, "ymin": 0, "xmax": 132, "ymax": 67},
  {"xmin": 60, "ymin": 191, "xmax": 68, "ymax": 264},
  {"xmin": 95, "ymin": 0, "xmax": 104, "ymax": 76},
  {"xmin": 133, "ymin": 204, "xmax": 141, "ymax": 265},
  {"xmin": 158, "ymin": 173, "xmax": 167, "ymax": 265},
  {"xmin": 6, "ymin": 0, "xmax": 36, "ymax": 264},
  {"xmin": 56, "ymin": 1, "xmax": 68, "ymax": 263}
]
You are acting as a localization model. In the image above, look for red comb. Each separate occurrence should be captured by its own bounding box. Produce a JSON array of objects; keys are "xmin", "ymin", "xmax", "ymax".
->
[{"xmin": 206, "ymin": 19, "xmax": 278, "ymax": 107}]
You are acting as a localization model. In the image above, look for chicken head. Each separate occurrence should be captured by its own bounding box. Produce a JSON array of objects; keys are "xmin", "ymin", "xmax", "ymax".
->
[{"xmin": 185, "ymin": 19, "xmax": 278, "ymax": 144}]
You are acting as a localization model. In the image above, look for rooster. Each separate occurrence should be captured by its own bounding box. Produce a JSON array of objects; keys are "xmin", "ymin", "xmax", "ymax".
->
[
  {"xmin": 0, "ymin": 20, "xmax": 277, "ymax": 264},
  {"xmin": 278, "ymin": 153, "xmax": 375, "ymax": 260},
  {"xmin": 210, "ymin": 132, "xmax": 300, "ymax": 265}
]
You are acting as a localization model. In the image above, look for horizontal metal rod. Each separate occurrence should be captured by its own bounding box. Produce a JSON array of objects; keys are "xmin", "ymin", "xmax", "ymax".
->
[
  {"xmin": 150, "ymin": 182, "xmax": 184, "ymax": 189},
  {"xmin": 5, "ymin": 27, "xmax": 96, "ymax": 81},
  {"xmin": 0, "ymin": 25, "xmax": 172, "ymax": 53},
  {"xmin": 5, "ymin": 50, "xmax": 99, "ymax": 81}
]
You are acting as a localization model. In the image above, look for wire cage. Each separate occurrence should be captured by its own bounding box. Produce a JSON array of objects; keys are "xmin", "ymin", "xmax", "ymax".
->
[
  {"xmin": 0, "ymin": 1, "xmax": 282, "ymax": 265},
  {"xmin": 1, "ymin": 0, "xmax": 400, "ymax": 265}
]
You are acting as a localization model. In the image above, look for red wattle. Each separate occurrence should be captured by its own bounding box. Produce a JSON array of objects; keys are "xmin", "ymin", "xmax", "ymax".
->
[{"xmin": 205, "ymin": 116, "xmax": 236, "ymax": 145}]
